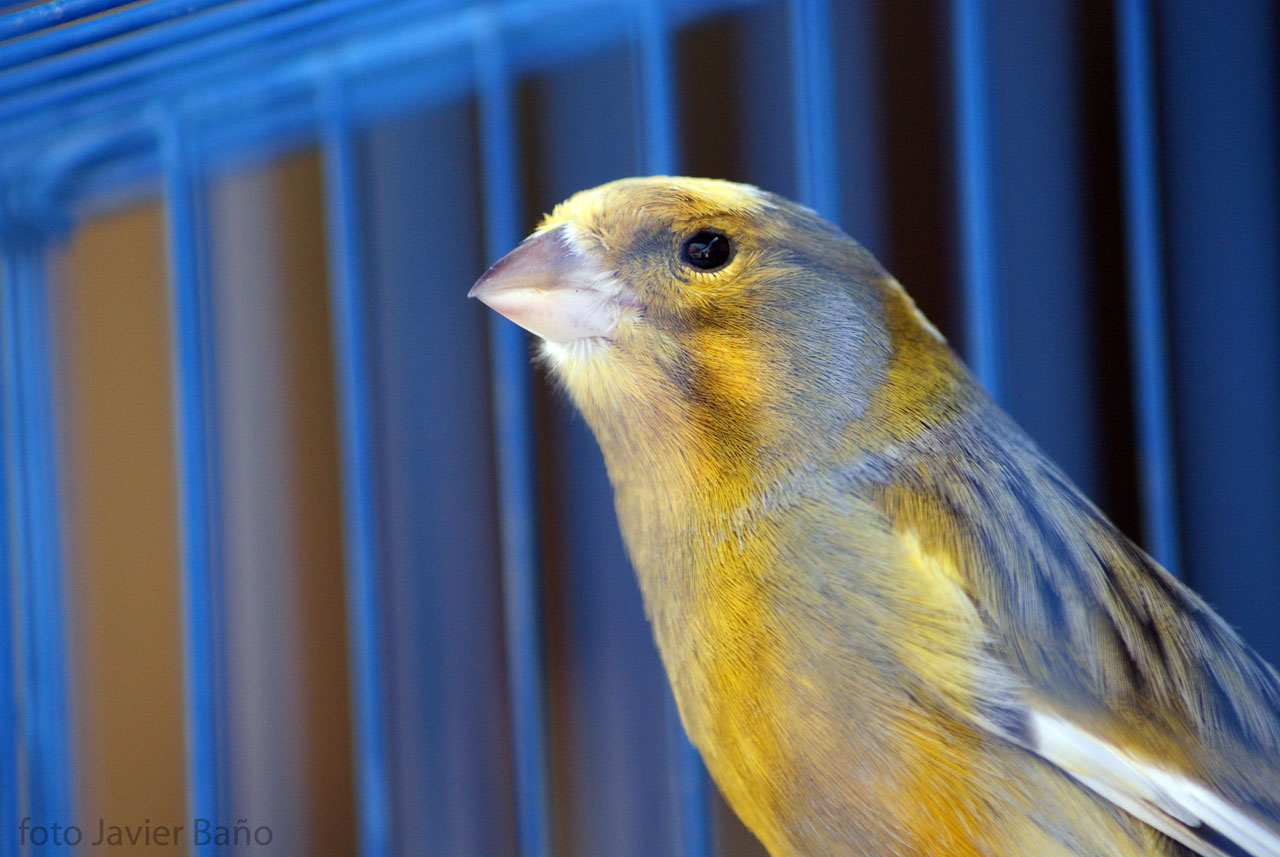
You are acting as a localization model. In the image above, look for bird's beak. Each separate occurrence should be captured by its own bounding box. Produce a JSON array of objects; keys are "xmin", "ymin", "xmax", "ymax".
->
[{"xmin": 468, "ymin": 224, "xmax": 622, "ymax": 344}]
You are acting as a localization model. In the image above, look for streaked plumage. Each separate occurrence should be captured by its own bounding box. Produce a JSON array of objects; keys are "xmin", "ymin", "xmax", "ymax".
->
[{"xmin": 469, "ymin": 176, "xmax": 1280, "ymax": 857}]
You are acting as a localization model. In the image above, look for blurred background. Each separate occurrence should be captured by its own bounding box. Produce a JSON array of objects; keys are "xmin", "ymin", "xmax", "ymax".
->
[{"xmin": 1, "ymin": 0, "xmax": 1277, "ymax": 855}]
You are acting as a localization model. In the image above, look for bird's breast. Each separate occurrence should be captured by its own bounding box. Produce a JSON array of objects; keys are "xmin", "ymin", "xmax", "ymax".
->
[
  {"xmin": 653, "ymin": 547, "xmax": 992, "ymax": 856},
  {"xmin": 628, "ymin": 496, "xmax": 1158, "ymax": 857}
]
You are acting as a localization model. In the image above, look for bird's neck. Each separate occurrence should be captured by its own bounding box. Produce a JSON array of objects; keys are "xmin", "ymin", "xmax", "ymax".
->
[{"xmin": 557, "ymin": 277, "xmax": 980, "ymax": 684}]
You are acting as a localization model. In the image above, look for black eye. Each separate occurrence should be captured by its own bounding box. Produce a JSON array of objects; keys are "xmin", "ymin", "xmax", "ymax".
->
[{"xmin": 680, "ymin": 229, "xmax": 734, "ymax": 271}]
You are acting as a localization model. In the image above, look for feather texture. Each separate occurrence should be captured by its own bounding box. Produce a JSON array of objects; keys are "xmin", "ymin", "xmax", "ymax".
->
[{"xmin": 471, "ymin": 177, "xmax": 1280, "ymax": 856}]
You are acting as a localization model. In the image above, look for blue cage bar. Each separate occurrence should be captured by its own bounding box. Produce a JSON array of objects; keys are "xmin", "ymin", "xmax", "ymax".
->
[
  {"xmin": 1, "ymin": 224, "xmax": 72, "ymax": 857},
  {"xmin": 162, "ymin": 112, "xmax": 231, "ymax": 856},
  {"xmin": 319, "ymin": 80, "xmax": 395, "ymax": 857},
  {"xmin": 1114, "ymin": 0, "xmax": 1180, "ymax": 575},
  {"xmin": 474, "ymin": 14, "xmax": 554, "ymax": 857},
  {"xmin": 948, "ymin": 0, "xmax": 1003, "ymax": 400}
]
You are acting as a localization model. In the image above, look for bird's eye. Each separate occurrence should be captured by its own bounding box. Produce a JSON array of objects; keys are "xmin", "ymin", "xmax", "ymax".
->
[{"xmin": 680, "ymin": 230, "xmax": 734, "ymax": 272}]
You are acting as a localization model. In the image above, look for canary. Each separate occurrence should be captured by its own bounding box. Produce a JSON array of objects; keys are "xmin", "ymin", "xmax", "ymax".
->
[{"xmin": 469, "ymin": 177, "xmax": 1280, "ymax": 857}]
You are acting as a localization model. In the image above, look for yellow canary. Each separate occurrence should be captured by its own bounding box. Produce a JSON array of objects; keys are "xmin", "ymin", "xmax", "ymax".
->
[{"xmin": 469, "ymin": 177, "xmax": 1280, "ymax": 857}]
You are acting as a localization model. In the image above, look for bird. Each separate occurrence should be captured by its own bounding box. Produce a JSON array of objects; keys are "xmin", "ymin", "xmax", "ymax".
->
[{"xmin": 468, "ymin": 176, "xmax": 1280, "ymax": 857}]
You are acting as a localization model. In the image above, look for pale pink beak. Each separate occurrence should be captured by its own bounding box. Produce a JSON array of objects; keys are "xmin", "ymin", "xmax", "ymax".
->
[{"xmin": 468, "ymin": 224, "xmax": 621, "ymax": 344}]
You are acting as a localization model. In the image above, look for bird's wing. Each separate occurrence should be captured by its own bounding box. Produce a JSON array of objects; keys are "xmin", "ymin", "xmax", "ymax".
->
[
  {"xmin": 867, "ymin": 441, "xmax": 1280, "ymax": 857},
  {"xmin": 1028, "ymin": 706, "xmax": 1280, "ymax": 857}
]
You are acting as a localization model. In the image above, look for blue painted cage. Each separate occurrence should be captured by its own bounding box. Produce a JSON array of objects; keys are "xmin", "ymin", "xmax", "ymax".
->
[{"xmin": 1, "ymin": 1, "xmax": 1277, "ymax": 855}]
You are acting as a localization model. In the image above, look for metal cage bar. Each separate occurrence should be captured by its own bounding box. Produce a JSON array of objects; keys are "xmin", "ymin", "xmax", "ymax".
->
[
  {"xmin": 634, "ymin": 0, "xmax": 675, "ymax": 178},
  {"xmin": 949, "ymin": 0, "xmax": 1003, "ymax": 400},
  {"xmin": 789, "ymin": 0, "xmax": 838, "ymax": 221},
  {"xmin": 665, "ymin": 692, "xmax": 712, "ymax": 857},
  {"xmin": 0, "ymin": 328, "xmax": 14, "ymax": 857},
  {"xmin": 0, "ymin": 0, "xmax": 754, "ymax": 197},
  {"xmin": 161, "ymin": 113, "xmax": 230, "ymax": 857},
  {"xmin": 474, "ymin": 16, "xmax": 554, "ymax": 857},
  {"xmin": 0, "ymin": 237, "xmax": 21, "ymax": 857},
  {"xmin": 0, "ymin": 0, "xmax": 237, "ymax": 68},
  {"xmin": 1114, "ymin": 0, "xmax": 1181, "ymax": 575},
  {"xmin": 0, "ymin": 0, "xmax": 310, "ymax": 82},
  {"xmin": 0, "ymin": 226, "xmax": 72, "ymax": 856},
  {"xmin": 0, "ymin": 0, "xmax": 133, "ymax": 42},
  {"xmin": 319, "ymin": 78, "xmax": 395, "ymax": 857}
]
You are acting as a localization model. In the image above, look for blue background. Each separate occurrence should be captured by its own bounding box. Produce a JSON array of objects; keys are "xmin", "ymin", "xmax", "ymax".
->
[{"xmin": 1, "ymin": 1, "xmax": 1277, "ymax": 855}]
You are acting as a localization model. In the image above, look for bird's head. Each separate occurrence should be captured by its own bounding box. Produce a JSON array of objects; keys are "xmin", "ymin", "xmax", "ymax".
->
[{"xmin": 470, "ymin": 176, "xmax": 951, "ymax": 499}]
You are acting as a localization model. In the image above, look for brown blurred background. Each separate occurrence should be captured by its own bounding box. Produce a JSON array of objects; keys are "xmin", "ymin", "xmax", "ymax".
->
[{"xmin": 57, "ymin": 155, "xmax": 355, "ymax": 855}]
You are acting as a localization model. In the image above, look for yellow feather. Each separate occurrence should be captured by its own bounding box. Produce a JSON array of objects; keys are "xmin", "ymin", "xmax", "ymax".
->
[{"xmin": 472, "ymin": 177, "xmax": 1280, "ymax": 857}]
